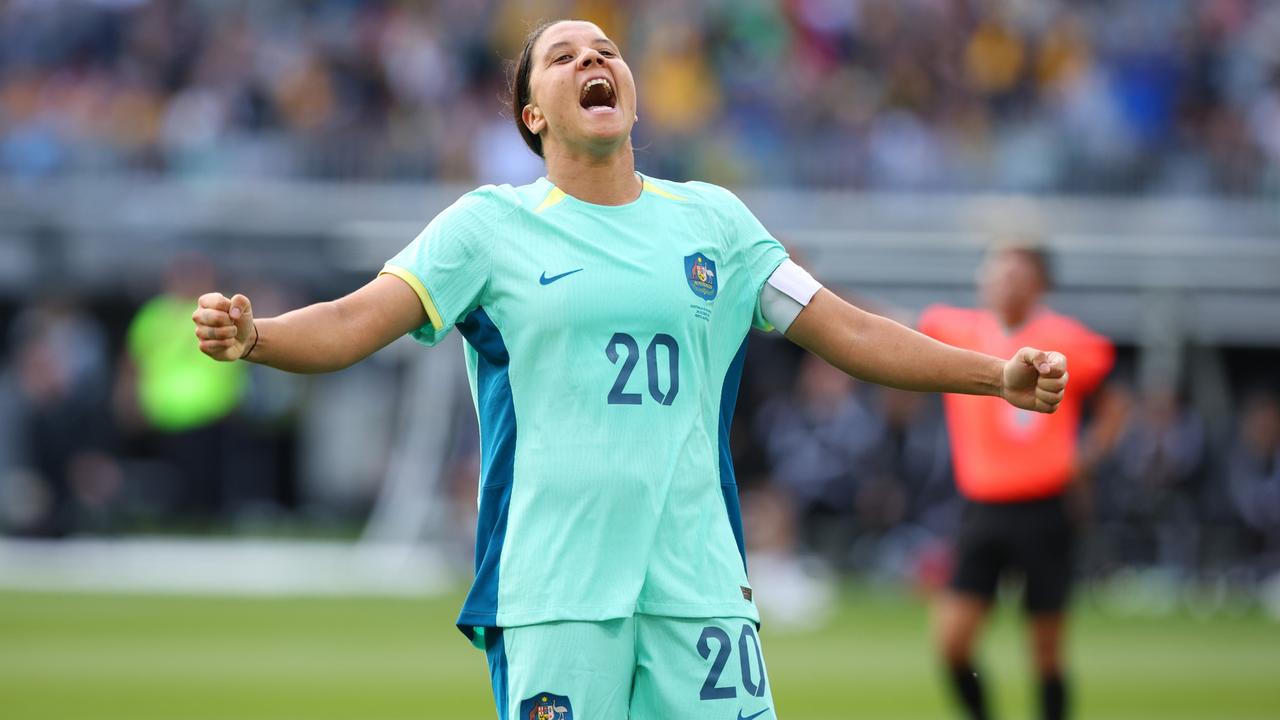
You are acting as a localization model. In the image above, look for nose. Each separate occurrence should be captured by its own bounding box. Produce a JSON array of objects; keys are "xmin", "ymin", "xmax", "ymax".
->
[{"xmin": 578, "ymin": 50, "xmax": 605, "ymax": 69}]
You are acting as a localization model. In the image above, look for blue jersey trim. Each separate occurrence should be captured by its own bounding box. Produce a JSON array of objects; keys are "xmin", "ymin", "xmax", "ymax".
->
[
  {"xmin": 719, "ymin": 338, "xmax": 750, "ymax": 573},
  {"xmin": 485, "ymin": 628, "xmax": 509, "ymax": 719},
  {"xmin": 456, "ymin": 308, "xmax": 516, "ymax": 637}
]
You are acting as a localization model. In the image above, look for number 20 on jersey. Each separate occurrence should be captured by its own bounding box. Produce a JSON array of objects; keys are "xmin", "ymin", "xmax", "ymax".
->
[{"xmin": 606, "ymin": 332, "xmax": 679, "ymax": 405}]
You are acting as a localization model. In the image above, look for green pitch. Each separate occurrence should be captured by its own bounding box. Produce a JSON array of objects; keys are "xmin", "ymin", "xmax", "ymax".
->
[{"xmin": 2, "ymin": 586, "xmax": 1277, "ymax": 719}]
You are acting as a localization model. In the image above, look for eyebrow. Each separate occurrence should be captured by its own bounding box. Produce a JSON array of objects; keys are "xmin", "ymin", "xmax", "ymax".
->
[{"xmin": 543, "ymin": 38, "xmax": 620, "ymax": 59}]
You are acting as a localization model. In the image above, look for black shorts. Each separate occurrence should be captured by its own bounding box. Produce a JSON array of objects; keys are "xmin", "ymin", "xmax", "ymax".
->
[{"xmin": 949, "ymin": 495, "xmax": 1075, "ymax": 614}]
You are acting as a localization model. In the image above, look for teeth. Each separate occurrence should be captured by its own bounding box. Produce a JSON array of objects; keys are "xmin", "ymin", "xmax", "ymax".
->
[
  {"xmin": 582, "ymin": 78, "xmax": 613, "ymax": 99},
  {"xmin": 580, "ymin": 77, "xmax": 615, "ymax": 110}
]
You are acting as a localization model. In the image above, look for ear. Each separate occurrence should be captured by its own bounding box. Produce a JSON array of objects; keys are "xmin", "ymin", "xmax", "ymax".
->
[{"xmin": 522, "ymin": 104, "xmax": 546, "ymax": 137}]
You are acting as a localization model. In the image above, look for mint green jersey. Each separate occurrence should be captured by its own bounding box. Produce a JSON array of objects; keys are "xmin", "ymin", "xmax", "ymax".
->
[{"xmin": 381, "ymin": 174, "xmax": 789, "ymax": 642}]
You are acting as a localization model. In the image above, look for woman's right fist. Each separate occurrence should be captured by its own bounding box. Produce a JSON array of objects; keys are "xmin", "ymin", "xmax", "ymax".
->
[{"xmin": 192, "ymin": 293, "xmax": 256, "ymax": 361}]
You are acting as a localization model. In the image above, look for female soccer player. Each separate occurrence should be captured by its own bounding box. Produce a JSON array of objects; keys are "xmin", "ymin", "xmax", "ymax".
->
[{"xmin": 192, "ymin": 20, "xmax": 1069, "ymax": 720}]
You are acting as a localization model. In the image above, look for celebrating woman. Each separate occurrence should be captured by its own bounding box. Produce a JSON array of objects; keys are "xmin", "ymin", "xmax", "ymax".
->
[{"xmin": 192, "ymin": 20, "xmax": 1068, "ymax": 720}]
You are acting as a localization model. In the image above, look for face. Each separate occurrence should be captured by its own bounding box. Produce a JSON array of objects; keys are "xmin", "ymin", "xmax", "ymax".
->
[
  {"xmin": 978, "ymin": 248, "xmax": 1044, "ymax": 318},
  {"xmin": 523, "ymin": 21, "xmax": 637, "ymax": 156},
  {"xmin": 1244, "ymin": 397, "xmax": 1280, "ymax": 454}
]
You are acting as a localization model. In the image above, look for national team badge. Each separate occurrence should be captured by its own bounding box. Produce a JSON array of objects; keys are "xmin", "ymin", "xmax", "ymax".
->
[
  {"xmin": 685, "ymin": 253, "xmax": 718, "ymax": 300},
  {"xmin": 519, "ymin": 692, "xmax": 572, "ymax": 720}
]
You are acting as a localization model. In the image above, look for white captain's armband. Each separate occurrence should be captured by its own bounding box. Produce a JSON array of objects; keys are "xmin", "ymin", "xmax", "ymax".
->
[{"xmin": 759, "ymin": 259, "xmax": 823, "ymax": 334}]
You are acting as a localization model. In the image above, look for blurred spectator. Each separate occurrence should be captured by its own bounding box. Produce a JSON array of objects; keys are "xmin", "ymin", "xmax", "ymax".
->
[
  {"xmin": 0, "ymin": 298, "xmax": 120, "ymax": 536},
  {"xmin": 754, "ymin": 352, "xmax": 888, "ymax": 570},
  {"xmin": 1108, "ymin": 385, "xmax": 1207, "ymax": 572},
  {"xmin": 1075, "ymin": 378, "xmax": 1138, "ymax": 576},
  {"xmin": 116, "ymin": 254, "xmax": 246, "ymax": 521},
  {"xmin": 740, "ymin": 483, "xmax": 837, "ymax": 629},
  {"xmin": 880, "ymin": 388, "xmax": 955, "ymax": 538},
  {"xmin": 1227, "ymin": 391, "xmax": 1280, "ymax": 577},
  {"xmin": 869, "ymin": 388, "xmax": 958, "ymax": 593},
  {"xmin": 2, "ymin": 0, "xmax": 1278, "ymax": 193}
]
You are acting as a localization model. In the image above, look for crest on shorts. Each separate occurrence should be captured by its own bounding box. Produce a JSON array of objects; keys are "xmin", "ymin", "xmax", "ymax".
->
[
  {"xmin": 685, "ymin": 253, "xmax": 718, "ymax": 300},
  {"xmin": 520, "ymin": 692, "xmax": 572, "ymax": 720}
]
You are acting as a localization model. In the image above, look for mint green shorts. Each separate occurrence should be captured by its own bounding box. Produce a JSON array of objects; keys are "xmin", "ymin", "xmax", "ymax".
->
[{"xmin": 483, "ymin": 614, "xmax": 777, "ymax": 720}]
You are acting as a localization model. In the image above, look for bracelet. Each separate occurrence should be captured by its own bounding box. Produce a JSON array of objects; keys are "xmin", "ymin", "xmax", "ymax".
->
[{"xmin": 240, "ymin": 322, "xmax": 260, "ymax": 361}]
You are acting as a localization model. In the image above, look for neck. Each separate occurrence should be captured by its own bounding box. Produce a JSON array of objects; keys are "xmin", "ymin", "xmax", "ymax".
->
[
  {"xmin": 543, "ymin": 139, "xmax": 641, "ymax": 206},
  {"xmin": 996, "ymin": 303, "xmax": 1036, "ymax": 332}
]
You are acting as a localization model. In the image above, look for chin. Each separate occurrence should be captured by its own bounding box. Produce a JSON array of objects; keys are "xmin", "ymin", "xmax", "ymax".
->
[
  {"xmin": 580, "ymin": 109, "xmax": 629, "ymax": 131},
  {"xmin": 576, "ymin": 123, "xmax": 633, "ymax": 152}
]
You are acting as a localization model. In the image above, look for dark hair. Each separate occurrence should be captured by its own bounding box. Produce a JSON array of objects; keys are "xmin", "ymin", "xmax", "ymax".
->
[
  {"xmin": 1019, "ymin": 246, "xmax": 1054, "ymax": 289},
  {"xmin": 511, "ymin": 20, "xmax": 563, "ymax": 158},
  {"xmin": 993, "ymin": 237, "xmax": 1054, "ymax": 289}
]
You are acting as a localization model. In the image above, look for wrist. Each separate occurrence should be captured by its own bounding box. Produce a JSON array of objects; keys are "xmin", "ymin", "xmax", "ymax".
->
[
  {"xmin": 240, "ymin": 321, "xmax": 260, "ymax": 361},
  {"xmin": 988, "ymin": 355, "xmax": 1007, "ymax": 399}
]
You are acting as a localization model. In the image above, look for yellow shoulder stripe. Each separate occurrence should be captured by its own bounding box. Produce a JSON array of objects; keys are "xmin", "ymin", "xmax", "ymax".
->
[
  {"xmin": 534, "ymin": 187, "xmax": 567, "ymax": 214},
  {"xmin": 379, "ymin": 264, "xmax": 445, "ymax": 331},
  {"xmin": 642, "ymin": 180, "xmax": 686, "ymax": 201}
]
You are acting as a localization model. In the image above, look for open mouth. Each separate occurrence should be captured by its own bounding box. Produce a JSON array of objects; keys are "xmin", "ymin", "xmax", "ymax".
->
[{"xmin": 579, "ymin": 77, "xmax": 617, "ymax": 113}]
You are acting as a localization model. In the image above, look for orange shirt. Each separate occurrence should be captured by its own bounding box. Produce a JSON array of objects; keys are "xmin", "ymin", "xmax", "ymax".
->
[{"xmin": 919, "ymin": 305, "xmax": 1114, "ymax": 502}]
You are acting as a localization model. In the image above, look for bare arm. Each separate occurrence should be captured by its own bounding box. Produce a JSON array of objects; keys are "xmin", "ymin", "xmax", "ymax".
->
[
  {"xmin": 192, "ymin": 274, "xmax": 428, "ymax": 374},
  {"xmin": 786, "ymin": 289, "xmax": 1068, "ymax": 412}
]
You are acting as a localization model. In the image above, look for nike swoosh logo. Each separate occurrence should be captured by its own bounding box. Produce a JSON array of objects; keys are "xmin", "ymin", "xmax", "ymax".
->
[
  {"xmin": 539, "ymin": 268, "xmax": 583, "ymax": 285},
  {"xmin": 738, "ymin": 709, "xmax": 770, "ymax": 720}
]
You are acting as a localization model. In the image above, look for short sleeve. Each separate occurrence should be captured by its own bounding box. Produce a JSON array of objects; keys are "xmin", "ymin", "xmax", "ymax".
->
[
  {"xmin": 380, "ymin": 188, "xmax": 504, "ymax": 346},
  {"xmin": 704, "ymin": 185, "xmax": 789, "ymax": 331}
]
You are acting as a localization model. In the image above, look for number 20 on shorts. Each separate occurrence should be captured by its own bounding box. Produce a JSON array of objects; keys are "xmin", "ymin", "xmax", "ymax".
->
[{"xmin": 698, "ymin": 623, "xmax": 767, "ymax": 701}]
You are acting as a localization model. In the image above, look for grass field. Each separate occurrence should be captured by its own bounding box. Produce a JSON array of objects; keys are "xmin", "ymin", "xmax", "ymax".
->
[{"xmin": 2, "ymin": 586, "xmax": 1277, "ymax": 719}]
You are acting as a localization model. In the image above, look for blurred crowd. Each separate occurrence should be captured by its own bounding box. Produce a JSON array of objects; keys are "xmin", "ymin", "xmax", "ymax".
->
[
  {"xmin": 730, "ymin": 344, "xmax": 1280, "ymax": 591},
  {"xmin": 2, "ymin": 273, "xmax": 1278, "ymax": 604},
  {"xmin": 2, "ymin": 0, "xmax": 1279, "ymax": 193}
]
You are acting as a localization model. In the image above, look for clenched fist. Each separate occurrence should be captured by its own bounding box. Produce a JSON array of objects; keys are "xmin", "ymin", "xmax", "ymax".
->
[
  {"xmin": 1002, "ymin": 347, "xmax": 1068, "ymax": 413},
  {"xmin": 192, "ymin": 293, "xmax": 256, "ymax": 361}
]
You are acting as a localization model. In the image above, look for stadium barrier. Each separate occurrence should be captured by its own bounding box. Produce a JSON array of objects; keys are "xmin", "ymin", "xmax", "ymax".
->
[{"xmin": 0, "ymin": 538, "xmax": 453, "ymax": 596}]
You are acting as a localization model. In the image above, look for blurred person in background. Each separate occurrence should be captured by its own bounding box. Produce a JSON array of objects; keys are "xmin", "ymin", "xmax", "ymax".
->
[
  {"xmin": 876, "ymin": 387, "xmax": 959, "ymax": 591},
  {"xmin": 919, "ymin": 242, "xmax": 1114, "ymax": 720},
  {"xmin": 1107, "ymin": 384, "xmax": 1206, "ymax": 573},
  {"xmin": 0, "ymin": 297, "xmax": 120, "ymax": 536},
  {"xmin": 1227, "ymin": 391, "xmax": 1280, "ymax": 579},
  {"xmin": 880, "ymin": 389, "xmax": 955, "ymax": 539},
  {"xmin": 753, "ymin": 353, "xmax": 889, "ymax": 571},
  {"xmin": 117, "ymin": 253, "xmax": 246, "ymax": 523},
  {"xmin": 1072, "ymin": 378, "xmax": 1137, "ymax": 578},
  {"xmin": 738, "ymin": 481, "xmax": 838, "ymax": 631},
  {"xmin": 191, "ymin": 20, "xmax": 1071, "ymax": 720}
]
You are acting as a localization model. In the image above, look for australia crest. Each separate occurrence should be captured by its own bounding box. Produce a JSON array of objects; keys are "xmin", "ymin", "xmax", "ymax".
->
[
  {"xmin": 520, "ymin": 692, "xmax": 572, "ymax": 720},
  {"xmin": 685, "ymin": 253, "xmax": 718, "ymax": 300}
]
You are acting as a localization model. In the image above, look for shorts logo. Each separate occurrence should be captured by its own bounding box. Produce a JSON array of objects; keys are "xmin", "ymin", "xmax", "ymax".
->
[
  {"xmin": 520, "ymin": 692, "xmax": 572, "ymax": 720},
  {"xmin": 685, "ymin": 254, "xmax": 718, "ymax": 300}
]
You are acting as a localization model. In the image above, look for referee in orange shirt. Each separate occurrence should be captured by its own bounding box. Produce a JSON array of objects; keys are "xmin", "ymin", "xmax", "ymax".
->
[{"xmin": 919, "ymin": 241, "xmax": 1114, "ymax": 720}]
